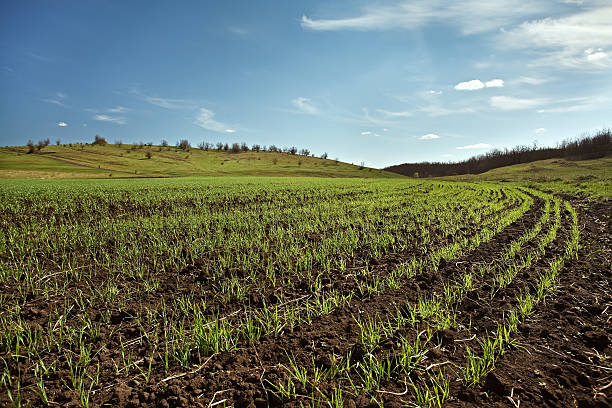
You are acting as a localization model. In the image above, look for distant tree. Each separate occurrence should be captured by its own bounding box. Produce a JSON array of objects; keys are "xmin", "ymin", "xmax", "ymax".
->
[
  {"xmin": 145, "ymin": 142, "xmax": 153, "ymax": 147},
  {"xmin": 252, "ymin": 144, "xmax": 261, "ymax": 152},
  {"xmin": 216, "ymin": 142, "xmax": 224, "ymax": 151},
  {"xmin": 359, "ymin": 161, "xmax": 365, "ymax": 170},
  {"xmin": 115, "ymin": 140, "xmax": 123, "ymax": 147},
  {"xmin": 146, "ymin": 151, "xmax": 152, "ymax": 159},
  {"xmin": 37, "ymin": 138, "xmax": 50, "ymax": 151},
  {"xmin": 320, "ymin": 152, "xmax": 328, "ymax": 159},
  {"xmin": 198, "ymin": 141, "xmax": 211, "ymax": 150},
  {"xmin": 230, "ymin": 143, "xmax": 241, "ymax": 153},
  {"xmin": 223, "ymin": 143, "xmax": 229, "ymax": 151},
  {"xmin": 56, "ymin": 139, "xmax": 61, "ymax": 146},
  {"xmin": 26, "ymin": 140, "xmax": 35, "ymax": 154},
  {"xmin": 261, "ymin": 145, "xmax": 267, "ymax": 152},
  {"xmin": 177, "ymin": 139, "xmax": 191, "ymax": 151},
  {"xmin": 161, "ymin": 139, "xmax": 168, "ymax": 147},
  {"xmin": 288, "ymin": 146, "xmax": 297, "ymax": 155},
  {"xmin": 299, "ymin": 148, "xmax": 310, "ymax": 156},
  {"xmin": 268, "ymin": 145, "xmax": 279, "ymax": 152},
  {"xmin": 240, "ymin": 142, "xmax": 249, "ymax": 152},
  {"xmin": 93, "ymin": 135, "xmax": 108, "ymax": 146}
]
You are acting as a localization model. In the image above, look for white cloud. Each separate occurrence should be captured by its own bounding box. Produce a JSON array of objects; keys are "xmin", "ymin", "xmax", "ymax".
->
[
  {"xmin": 454, "ymin": 80, "xmax": 485, "ymax": 90},
  {"xmin": 291, "ymin": 97, "xmax": 319, "ymax": 114},
  {"xmin": 57, "ymin": 121, "xmax": 68, "ymax": 127},
  {"xmin": 418, "ymin": 106, "xmax": 476, "ymax": 116},
  {"xmin": 455, "ymin": 79, "xmax": 504, "ymax": 90},
  {"xmin": 108, "ymin": 106, "xmax": 128, "ymax": 113},
  {"xmin": 82, "ymin": 123, "xmax": 87, "ymax": 127},
  {"xmin": 490, "ymin": 95, "xmax": 546, "ymax": 110},
  {"xmin": 515, "ymin": 76, "xmax": 550, "ymax": 85},
  {"xmin": 585, "ymin": 48, "xmax": 609, "ymax": 62},
  {"xmin": 419, "ymin": 133, "xmax": 440, "ymax": 140},
  {"xmin": 500, "ymin": 6, "xmax": 612, "ymax": 69},
  {"xmin": 456, "ymin": 143, "xmax": 493, "ymax": 150},
  {"xmin": 382, "ymin": 128, "xmax": 389, "ymax": 131},
  {"xmin": 93, "ymin": 114, "xmax": 126, "ymax": 124},
  {"xmin": 442, "ymin": 153, "xmax": 454, "ymax": 158},
  {"xmin": 485, "ymin": 79, "xmax": 504, "ymax": 88},
  {"xmin": 535, "ymin": 127, "xmax": 546, "ymax": 133},
  {"xmin": 361, "ymin": 131, "xmax": 372, "ymax": 135},
  {"xmin": 428, "ymin": 90, "xmax": 443, "ymax": 95},
  {"xmin": 194, "ymin": 108, "xmax": 235, "ymax": 133},
  {"xmin": 376, "ymin": 109, "xmax": 412, "ymax": 117},
  {"xmin": 301, "ymin": 1, "xmax": 550, "ymax": 34}
]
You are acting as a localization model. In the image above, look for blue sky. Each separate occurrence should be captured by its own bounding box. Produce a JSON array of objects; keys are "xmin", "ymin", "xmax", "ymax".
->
[{"xmin": 1, "ymin": 1, "xmax": 611, "ymax": 168}]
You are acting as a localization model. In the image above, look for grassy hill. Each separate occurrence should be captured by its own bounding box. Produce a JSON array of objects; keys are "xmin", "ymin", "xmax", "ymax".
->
[
  {"xmin": 444, "ymin": 156, "xmax": 612, "ymax": 198},
  {"xmin": 0, "ymin": 144, "xmax": 402, "ymax": 179}
]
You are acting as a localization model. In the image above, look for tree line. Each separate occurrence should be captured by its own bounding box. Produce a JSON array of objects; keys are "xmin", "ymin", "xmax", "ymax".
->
[
  {"xmin": 385, "ymin": 129, "xmax": 611, "ymax": 178},
  {"xmin": 24, "ymin": 135, "xmax": 330, "ymax": 160}
]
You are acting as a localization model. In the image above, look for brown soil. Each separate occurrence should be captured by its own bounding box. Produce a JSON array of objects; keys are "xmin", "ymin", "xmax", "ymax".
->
[{"xmin": 2, "ymin": 195, "xmax": 610, "ymax": 407}]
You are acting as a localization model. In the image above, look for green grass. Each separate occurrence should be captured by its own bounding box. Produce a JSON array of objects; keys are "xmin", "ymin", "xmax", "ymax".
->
[
  {"xmin": 0, "ymin": 144, "xmax": 402, "ymax": 179},
  {"xmin": 444, "ymin": 156, "xmax": 612, "ymax": 198}
]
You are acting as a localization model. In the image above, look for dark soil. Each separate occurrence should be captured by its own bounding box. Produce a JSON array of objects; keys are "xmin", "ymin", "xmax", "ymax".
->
[{"xmin": 2, "ymin": 195, "xmax": 610, "ymax": 407}]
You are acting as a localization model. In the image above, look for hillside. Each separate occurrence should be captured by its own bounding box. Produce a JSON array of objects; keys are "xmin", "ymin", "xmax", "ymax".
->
[
  {"xmin": 0, "ymin": 144, "xmax": 402, "ymax": 179},
  {"xmin": 444, "ymin": 156, "xmax": 612, "ymax": 198}
]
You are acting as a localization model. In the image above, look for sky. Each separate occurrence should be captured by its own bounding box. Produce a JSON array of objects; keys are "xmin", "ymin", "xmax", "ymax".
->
[{"xmin": 1, "ymin": 1, "xmax": 611, "ymax": 168}]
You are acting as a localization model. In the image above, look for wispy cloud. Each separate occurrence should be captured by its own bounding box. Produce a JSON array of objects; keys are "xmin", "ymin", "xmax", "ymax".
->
[
  {"xmin": 24, "ymin": 51, "xmax": 52, "ymax": 62},
  {"xmin": 108, "ymin": 106, "xmax": 128, "ymax": 113},
  {"xmin": 291, "ymin": 97, "xmax": 320, "ymax": 115},
  {"xmin": 42, "ymin": 92, "xmax": 69, "ymax": 107},
  {"xmin": 490, "ymin": 95, "xmax": 546, "ymax": 110},
  {"xmin": 514, "ymin": 76, "xmax": 550, "ymax": 85},
  {"xmin": 418, "ymin": 106, "xmax": 476, "ymax": 116},
  {"xmin": 456, "ymin": 143, "xmax": 493, "ymax": 150},
  {"xmin": 144, "ymin": 96, "xmax": 196, "ymax": 110},
  {"xmin": 301, "ymin": 1, "xmax": 550, "ymax": 34},
  {"xmin": 500, "ymin": 6, "xmax": 612, "ymax": 69},
  {"xmin": 93, "ymin": 114, "xmax": 126, "ymax": 124},
  {"xmin": 535, "ymin": 127, "xmax": 546, "ymax": 133},
  {"xmin": 361, "ymin": 131, "xmax": 372, "ymax": 135},
  {"xmin": 228, "ymin": 26, "xmax": 249, "ymax": 36},
  {"xmin": 454, "ymin": 79, "xmax": 504, "ymax": 90},
  {"xmin": 419, "ymin": 133, "xmax": 440, "ymax": 140},
  {"xmin": 57, "ymin": 121, "xmax": 68, "ymax": 127},
  {"xmin": 536, "ymin": 95, "xmax": 611, "ymax": 113},
  {"xmin": 376, "ymin": 109, "xmax": 412, "ymax": 118},
  {"xmin": 194, "ymin": 108, "xmax": 235, "ymax": 133}
]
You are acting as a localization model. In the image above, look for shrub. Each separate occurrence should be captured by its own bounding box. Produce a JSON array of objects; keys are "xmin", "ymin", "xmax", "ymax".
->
[
  {"xmin": 320, "ymin": 152, "xmax": 328, "ymax": 159},
  {"xmin": 93, "ymin": 135, "xmax": 108, "ymax": 145},
  {"xmin": 161, "ymin": 140, "xmax": 168, "ymax": 147},
  {"xmin": 177, "ymin": 139, "xmax": 191, "ymax": 151}
]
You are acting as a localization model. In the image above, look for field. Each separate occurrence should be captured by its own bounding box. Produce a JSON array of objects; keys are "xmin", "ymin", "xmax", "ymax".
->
[
  {"xmin": 1, "ymin": 175, "xmax": 610, "ymax": 407},
  {"xmin": 0, "ymin": 145, "xmax": 399, "ymax": 179},
  {"xmin": 446, "ymin": 156, "xmax": 612, "ymax": 199}
]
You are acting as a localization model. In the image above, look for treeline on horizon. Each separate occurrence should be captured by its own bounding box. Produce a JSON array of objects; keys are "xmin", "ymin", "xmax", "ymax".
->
[
  {"xmin": 385, "ymin": 129, "xmax": 611, "ymax": 178},
  {"xmin": 22, "ymin": 135, "xmax": 330, "ymax": 159}
]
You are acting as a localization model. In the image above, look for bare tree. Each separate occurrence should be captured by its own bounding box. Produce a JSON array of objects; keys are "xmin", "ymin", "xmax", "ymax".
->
[{"xmin": 27, "ymin": 140, "xmax": 35, "ymax": 154}]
